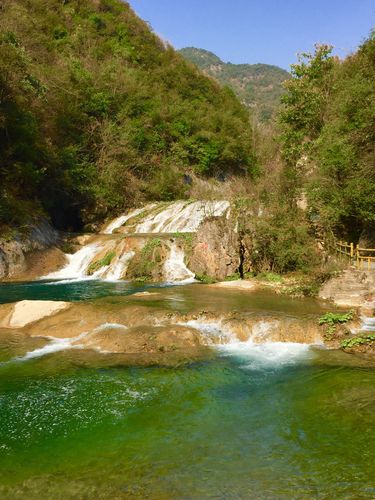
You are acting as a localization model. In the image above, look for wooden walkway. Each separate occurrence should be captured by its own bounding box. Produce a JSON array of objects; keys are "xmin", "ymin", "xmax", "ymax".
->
[{"xmin": 336, "ymin": 241, "xmax": 375, "ymax": 270}]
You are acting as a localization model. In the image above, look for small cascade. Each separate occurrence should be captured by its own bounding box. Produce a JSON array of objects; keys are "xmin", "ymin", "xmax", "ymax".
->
[
  {"xmin": 102, "ymin": 204, "xmax": 156, "ymax": 234},
  {"xmin": 360, "ymin": 317, "xmax": 375, "ymax": 332},
  {"xmin": 184, "ymin": 319, "xmax": 314, "ymax": 368},
  {"xmin": 217, "ymin": 340, "xmax": 312, "ymax": 370},
  {"xmin": 43, "ymin": 244, "xmax": 99, "ymax": 280},
  {"xmin": 163, "ymin": 242, "xmax": 195, "ymax": 283},
  {"xmin": 103, "ymin": 251, "xmax": 135, "ymax": 281},
  {"xmin": 136, "ymin": 200, "xmax": 230, "ymax": 233},
  {"xmin": 180, "ymin": 320, "xmax": 235, "ymax": 345}
]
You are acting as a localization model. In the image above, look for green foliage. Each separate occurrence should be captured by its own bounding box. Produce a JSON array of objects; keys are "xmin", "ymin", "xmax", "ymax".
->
[
  {"xmin": 195, "ymin": 273, "xmax": 217, "ymax": 284},
  {"xmin": 141, "ymin": 238, "xmax": 162, "ymax": 257},
  {"xmin": 341, "ymin": 334, "xmax": 375, "ymax": 349},
  {"xmin": 319, "ymin": 311, "xmax": 354, "ymax": 340},
  {"xmin": 256, "ymin": 272, "xmax": 283, "ymax": 283},
  {"xmin": 249, "ymin": 209, "xmax": 320, "ymax": 273},
  {"xmin": 87, "ymin": 251, "xmax": 116, "ymax": 275},
  {"xmin": 224, "ymin": 272, "xmax": 241, "ymax": 281},
  {"xmin": 0, "ymin": 0, "xmax": 255, "ymax": 231},
  {"xmin": 179, "ymin": 47, "xmax": 290, "ymax": 123},
  {"xmin": 279, "ymin": 34, "xmax": 375, "ymax": 240},
  {"xmin": 127, "ymin": 238, "xmax": 163, "ymax": 281},
  {"xmin": 319, "ymin": 311, "xmax": 354, "ymax": 326}
]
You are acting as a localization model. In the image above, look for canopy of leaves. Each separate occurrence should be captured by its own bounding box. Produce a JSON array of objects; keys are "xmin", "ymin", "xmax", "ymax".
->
[
  {"xmin": 279, "ymin": 34, "xmax": 375, "ymax": 242},
  {"xmin": 0, "ymin": 0, "xmax": 256, "ymax": 230}
]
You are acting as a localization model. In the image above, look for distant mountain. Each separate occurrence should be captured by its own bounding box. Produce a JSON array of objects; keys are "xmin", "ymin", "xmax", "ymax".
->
[{"xmin": 179, "ymin": 47, "xmax": 290, "ymax": 122}]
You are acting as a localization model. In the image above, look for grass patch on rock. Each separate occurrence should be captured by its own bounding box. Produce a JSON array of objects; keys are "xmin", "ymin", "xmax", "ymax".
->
[{"xmin": 87, "ymin": 251, "xmax": 116, "ymax": 275}]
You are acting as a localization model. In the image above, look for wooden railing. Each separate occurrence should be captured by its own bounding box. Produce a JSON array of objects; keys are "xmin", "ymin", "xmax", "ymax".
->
[{"xmin": 336, "ymin": 241, "xmax": 375, "ymax": 270}]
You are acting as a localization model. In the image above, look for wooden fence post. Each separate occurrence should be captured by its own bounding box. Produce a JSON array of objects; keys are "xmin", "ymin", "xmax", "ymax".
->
[{"xmin": 356, "ymin": 245, "xmax": 359, "ymax": 270}]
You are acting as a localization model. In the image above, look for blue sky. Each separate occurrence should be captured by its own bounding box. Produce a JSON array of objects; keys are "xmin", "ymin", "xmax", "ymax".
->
[{"xmin": 129, "ymin": 0, "xmax": 375, "ymax": 70}]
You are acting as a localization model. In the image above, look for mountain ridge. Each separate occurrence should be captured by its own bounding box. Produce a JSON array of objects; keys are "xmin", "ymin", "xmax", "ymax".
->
[{"xmin": 179, "ymin": 47, "xmax": 290, "ymax": 122}]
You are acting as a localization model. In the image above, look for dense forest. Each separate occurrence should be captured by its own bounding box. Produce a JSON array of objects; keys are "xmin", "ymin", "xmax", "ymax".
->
[
  {"xmin": 0, "ymin": 0, "xmax": 374, "ymax": 262},
  {"xmin": 279, "ymin": 34, "xmax": 375, "ymax": 244},
  {"xmin": 179, "ymin": 47, "xmax": 289, "ymax": 122},
  {"xmin": 0, "ymin": 0, "xmax": 255, "ymax": 230}
]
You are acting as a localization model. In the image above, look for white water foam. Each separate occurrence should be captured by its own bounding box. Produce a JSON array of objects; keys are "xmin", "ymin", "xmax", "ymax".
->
[
  {"xmin": 103, "ymin": 205, "xmax": 156, "ymax": 234},
  {"xmin": 104, "ymin": 251, "xmax": 135, "ymax": 281},
  {"xmin": 184, "ymin": 319, "xmax": 313, "ymax": 369},
  {"xmin": 11, "ymin": 323, "xmax": 129, "ymax": 363},
  {"xmin": 42, "ymin": 244, "xmax": 99, "ymax": 280},
  {"xmin": 360, "ymin": 316, "xmax": 375, "ymax": 332},
  {"xmin": 217, "ymin": 340, "xmax": 312, "ymax": 370},
  {"xmin": 163, "ymin": 242, "xmax": 195, "ymax": 283},
  {"xmin": 136, "ymin": 200, "xmax": 230, "ymax": 233},
  {"xmin": 180, "ymin": 320, "xmax": 235, "ymax": 344}
]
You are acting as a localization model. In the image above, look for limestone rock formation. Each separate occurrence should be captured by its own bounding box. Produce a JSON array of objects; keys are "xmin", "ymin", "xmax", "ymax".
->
[
  {"xmin": 0, "ymin": 219, "xmax": 60, "ymax": 279},
  {"xmin": 189, "ymin": 216, "xmax": 240, "ymax": 281},
  {"xmin": 319, "ymin": 270, "xmax": 375, "ymax": 311}
]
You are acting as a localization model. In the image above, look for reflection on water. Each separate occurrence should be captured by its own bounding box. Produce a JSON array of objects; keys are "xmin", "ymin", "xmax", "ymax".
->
[{"xmin": 0, "ymin": 278, "xmax": 160, "ymax": 303}]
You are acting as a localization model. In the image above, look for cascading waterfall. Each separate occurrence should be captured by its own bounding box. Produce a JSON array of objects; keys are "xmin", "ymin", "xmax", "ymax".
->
[
  {"xmin": 44, "ymin": 200, "xmax": 229, "ymax": 282},
  {"xmin": 42, "ymin": 244, "xmax": 99, "ymax": 280},
  {"xmin": 103, "ymin": 204, "xmax": 157, "ymax": 234},
  {"xmin": 102, "ymin": 251, "xmax": 135, "ymax": 281},
  {"xmin": 183, "ymin": 319, "xmax": 314, "ymax": 368},
  {"xmin": 163, "ymin": 242, "xmax": 195, "ymax": 283},
  {"xmin": 135, "ymin": 200, "xmax": 230, "ymax": 233}
]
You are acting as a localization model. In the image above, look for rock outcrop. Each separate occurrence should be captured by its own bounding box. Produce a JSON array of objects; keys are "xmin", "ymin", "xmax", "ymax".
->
[
  {"xmin": 0, "ymin": 300, "xmax": 71, "ymax": 328},
  {"xmin": 0, "ymin": 219, "xmax": 61, "ymax": 280},
  {"xmin": 319, "ymin": 270, "xmax": 375, "ymax": 312},
  {"xmin": 189, "ymin": 216, "xmax": 240, "ymax": 280}
]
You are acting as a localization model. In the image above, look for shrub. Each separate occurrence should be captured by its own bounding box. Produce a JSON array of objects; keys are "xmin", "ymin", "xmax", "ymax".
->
[{"xmin": 341, "ymin": 334, "xmax": 375, "ymax": 349}]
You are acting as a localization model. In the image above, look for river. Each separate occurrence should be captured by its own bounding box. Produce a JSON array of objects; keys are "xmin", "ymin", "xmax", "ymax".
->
[{"xmin": 0, "ymin": 279, "xmax": 374, "ymax": 498}]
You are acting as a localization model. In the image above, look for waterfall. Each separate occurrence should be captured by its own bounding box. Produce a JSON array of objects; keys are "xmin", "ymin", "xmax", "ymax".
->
[
  {"xmin": 103, "ymin": 204, "xmax": 156, "ymax": 234},
  {"xmin": 163, "ymin": 242, "xmax": 195, "ymax": 283},
  {"xmin": 103, "ymin": 251, "xmax": 135, "ymax": 281},
  {"xmin": 181, "ymin": 319, "xmax": 313, "ymax": 368},
  {"xmin": 42, "ymin": 244, "xmax": 99, "ymax": 280},
  {"xmin": 136, "ymin": 200, "xmax": 230, "ymax": 233},
  {"xmin": 360, "ymin": 317, "xmax": 375, "ymax": 332},
  {"xmin": 41, "ymin": 200, "xmax": 230, "ymax": 282}
]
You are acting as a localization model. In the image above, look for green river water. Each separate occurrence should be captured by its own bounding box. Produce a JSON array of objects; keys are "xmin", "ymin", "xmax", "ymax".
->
[{"xmin": 0, "ymin": 280, "xmax": 374, "ymax": 499}]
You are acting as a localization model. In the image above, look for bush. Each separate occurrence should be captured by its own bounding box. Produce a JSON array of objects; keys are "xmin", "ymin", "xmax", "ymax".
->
[{"xmin": 249, "ymin": 209, "xmax": 320, "ymax": 274}]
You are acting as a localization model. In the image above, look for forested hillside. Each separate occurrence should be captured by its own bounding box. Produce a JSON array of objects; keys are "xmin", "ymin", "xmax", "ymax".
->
[
  {"xmin": 179, "ymin": 47, "xmax": 289, "ymax": 122},
  {"xmin": 0, "ymin": 0, "xmax": 255, "ymax": 230},
  {"xmin": 279, "ymin": 34, "xmax": 375, "ymax": 243}
]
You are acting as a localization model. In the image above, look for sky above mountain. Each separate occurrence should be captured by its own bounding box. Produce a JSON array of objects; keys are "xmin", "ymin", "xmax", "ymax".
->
[{"xmin": 129, "ymin": 0, "xmax": 375, "ymax": 70}]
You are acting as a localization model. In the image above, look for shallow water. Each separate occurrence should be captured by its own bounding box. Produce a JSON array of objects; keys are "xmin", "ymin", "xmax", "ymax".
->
[{"xmin": 0, "ymin": 281, "xmax": 374, "ymax": 498}]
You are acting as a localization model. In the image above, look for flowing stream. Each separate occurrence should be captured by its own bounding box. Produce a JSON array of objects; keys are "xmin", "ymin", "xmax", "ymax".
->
[{"xmin": 0, "ymin": 279, "xmax": 374, "ymax": 498}]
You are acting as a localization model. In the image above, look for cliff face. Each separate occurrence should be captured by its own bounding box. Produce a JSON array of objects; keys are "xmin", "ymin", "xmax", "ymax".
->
[
  {"xmin": 0, "ymin": 219, "xmax": 61, "ymax": 279},
  {"xmin": 189, "ymin": 216, "xmax": 240, "ymax": 281}
]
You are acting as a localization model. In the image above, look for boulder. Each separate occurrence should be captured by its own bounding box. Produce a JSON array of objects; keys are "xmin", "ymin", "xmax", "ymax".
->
[{"xmin": 0, "ymin": 300, "xmax": 70, "ymax": 328}]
